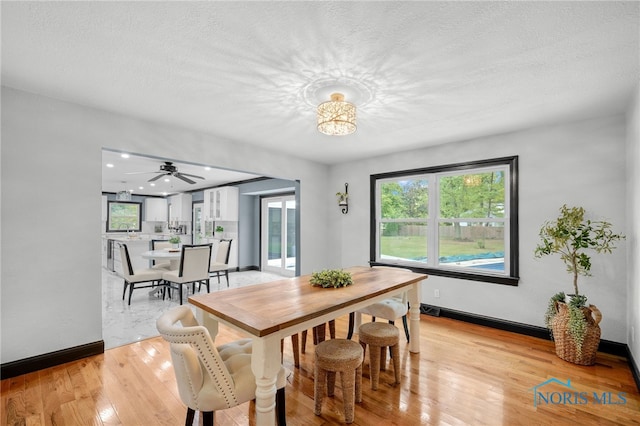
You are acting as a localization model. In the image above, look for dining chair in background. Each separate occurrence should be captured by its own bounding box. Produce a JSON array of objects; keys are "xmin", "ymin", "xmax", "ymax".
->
[
  {"xmin": 209, "ymin": 239, "xmax": 232, "ymax": 287},
  {"xmin": 346, "ymin": 266, "xmax": 412, "ymax": 342},
  {"xmin": 119, "ymin": 243, "xmax": 164, "ymax": 305},
  {"xmin": 156, "ymin": 306, "xmax": 287, "ymax": 426},
  {"xmin": 162, "ymin": 244, "xmax": 212, "ymax": 305},
  {"xmin": 150, "ymin": 239, "xmax": 172, "ymax": 270}
]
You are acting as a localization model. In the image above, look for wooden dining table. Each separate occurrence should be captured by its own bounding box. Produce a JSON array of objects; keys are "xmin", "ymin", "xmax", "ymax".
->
[{"xmin": 188, "ymin": 265, "xmax": 427, "ymax": 426}]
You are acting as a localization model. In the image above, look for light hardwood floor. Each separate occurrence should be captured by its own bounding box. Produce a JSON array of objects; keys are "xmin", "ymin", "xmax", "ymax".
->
[{"xmin": 2, "ymin": 314, "xmax": 639, "ymax": 426}]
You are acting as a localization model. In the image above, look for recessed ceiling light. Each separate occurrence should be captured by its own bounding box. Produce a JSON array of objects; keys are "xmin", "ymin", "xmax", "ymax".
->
[
  {"xmin": 121, "ymin": 153, "xmax": 130, "ymax": 159},
  {"xmin": 106, "ymin": 163, "xmax": 114, "ymax": 168},
  {"xmin": 139, "ymin": 186, "xmax": 144, "ymax": 190},
  {"xmin": 162, "ymin": 192, "xmax": 168, "ymax": 196},
  {"xmin": 204, "ymin": 166, "xmax": 211, "ymax": 171},
  {"xmin": 164, "ymin": 178, "xmax": 170, "ymax": 182},
  {"xmin": 150, "ymin": 183, "xmax": 156, "ymax": 187}
]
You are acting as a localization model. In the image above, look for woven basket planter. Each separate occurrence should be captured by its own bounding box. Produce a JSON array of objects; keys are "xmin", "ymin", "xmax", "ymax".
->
[{"xmin": 551, "ymin": 301, "xmax": 602, "ymax": 365}]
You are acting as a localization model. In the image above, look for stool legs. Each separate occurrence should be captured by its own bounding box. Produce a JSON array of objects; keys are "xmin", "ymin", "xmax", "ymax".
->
[
  {"xmin": 360, "ymin": 341, "xmax": 400, "ymax": 390},
  {"xmin": 340, "ymin": 370, "xmax": 356, "ymax": 424},
  {"xmin": 313, "ymin": 364, "xmax": 326, "ymax": 416},
  {"xmin": 367, "ymin": 342, "xmax": 381, "ymax": 390},
  {"xmin": 391, "ymin": 343, "xmax": 400, "ymax": 385},
  {"xmin": 291, "ymin": 334, "xmax": 300, "ymax": 367},
  {"xmin": 314, "ymin": 365, "xmax": 362, "ymax": 424}
]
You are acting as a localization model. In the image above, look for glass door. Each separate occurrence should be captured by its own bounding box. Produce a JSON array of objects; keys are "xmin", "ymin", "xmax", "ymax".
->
[
  {"xmin": 192, "ymin": 201, "xmax": 204, "ymax": 244},
  {"xmin": 261, "ymin": 195, "xmax": 296, "ymax": 276}
]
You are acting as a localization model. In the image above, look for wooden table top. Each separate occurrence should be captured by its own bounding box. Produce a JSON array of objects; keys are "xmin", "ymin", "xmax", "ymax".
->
[{"xmin": 188, "ymin": 265, "xmax": 427, "ymax": 337}]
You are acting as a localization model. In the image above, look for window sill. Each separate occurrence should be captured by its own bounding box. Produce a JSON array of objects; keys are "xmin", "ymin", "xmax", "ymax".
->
[{"xmin": 370, "ymin": 261, "xmax": 519, "ymax": 286}]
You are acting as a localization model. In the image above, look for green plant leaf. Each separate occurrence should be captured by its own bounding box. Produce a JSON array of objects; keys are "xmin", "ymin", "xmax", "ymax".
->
[{"xmin": 310, "ymin": 269, "xmax": 353, "ymax": 288}]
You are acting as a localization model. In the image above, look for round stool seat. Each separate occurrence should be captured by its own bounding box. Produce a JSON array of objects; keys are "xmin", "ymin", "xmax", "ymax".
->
[
  {"xmin": 359, "ymin": 322, "xmax": 400, "ymax": 346},
  {"xmin": 315, "ymin": 339, "xmax": 363, "ymax": 371}
]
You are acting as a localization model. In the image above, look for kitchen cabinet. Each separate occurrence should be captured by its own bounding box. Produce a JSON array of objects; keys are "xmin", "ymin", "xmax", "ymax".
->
[
  {"xmin": 145, "ymin": 198, "xmax": 167, "ymax": 222},
  {"xmin": 204, "ymin": 187, "xmax": 239, "ymax": 221},
  {"xmin": 169, "ymin": 193, "xmax": 192, "ymax": 222}
]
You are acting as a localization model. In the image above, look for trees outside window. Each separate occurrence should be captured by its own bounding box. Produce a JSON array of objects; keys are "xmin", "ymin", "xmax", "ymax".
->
[
  {"xmin": 371, "ymin": 156, "xmax": 518, "ymax": 285},
  {"xmin": 107, "ymin": 201, "xmax": 141, "ymax": 232}
]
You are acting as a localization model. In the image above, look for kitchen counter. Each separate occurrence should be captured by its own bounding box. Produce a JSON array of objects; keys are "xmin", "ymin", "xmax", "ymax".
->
[{"xmin": 103, "ymin": 233, "xmax": 190, "ymax": 242}]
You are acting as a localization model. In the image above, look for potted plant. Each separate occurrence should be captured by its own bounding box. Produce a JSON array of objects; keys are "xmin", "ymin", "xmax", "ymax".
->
[
  {"xmin": 535, "ymin": 205, "xmax": 624, "ymax": 365},
  {"xmin": 168, "ymin": 236, "xmax": 181, "ymax": 249},
  {"xmin": 310, "ymin": 269, "xmax": 353, "ymax": 288},
  {"xmin": 215, "ymin": 225, "xmax": 224, "ymax": 236}
]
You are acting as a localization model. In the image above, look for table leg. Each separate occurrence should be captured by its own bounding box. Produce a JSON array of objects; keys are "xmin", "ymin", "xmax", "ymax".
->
[
  {"xmin": 251, "ymin": 336, "xmax": 282, "ymax": 426},
  {"xmin": 408, "ymin": 282, "xmax": 421, "ymax": 353}
]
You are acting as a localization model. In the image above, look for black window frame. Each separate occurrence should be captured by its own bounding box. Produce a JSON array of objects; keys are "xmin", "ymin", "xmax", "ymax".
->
[{"xmin": 370, "ymin": 156, "xmax": 519, "ymax": 286}]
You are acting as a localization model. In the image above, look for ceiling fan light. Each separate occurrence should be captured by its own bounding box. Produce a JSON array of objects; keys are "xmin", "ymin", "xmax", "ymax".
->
[{"xmin": 317, "ymin": 93, "xmax": 356, "ymax": 136}]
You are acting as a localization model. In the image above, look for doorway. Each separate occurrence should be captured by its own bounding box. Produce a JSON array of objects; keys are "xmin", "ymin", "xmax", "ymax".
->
[{"xmin": 261, "ymin": 195, "xmax": 296, "ymax": 276}]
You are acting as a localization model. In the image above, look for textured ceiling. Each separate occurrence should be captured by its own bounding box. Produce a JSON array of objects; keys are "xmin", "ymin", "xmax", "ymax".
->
[{"xmin": 2, "ymin": 2, "xmax": 639, "ymax": 165}]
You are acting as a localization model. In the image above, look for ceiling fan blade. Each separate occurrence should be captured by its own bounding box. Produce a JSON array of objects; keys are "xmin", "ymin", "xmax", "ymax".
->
[
  {"xmin": 148, "ymin": 173, "xmax": 168, "ymax": 182},
  {"xmin": 176, "ymin": 172, "xmax": 204, "ymax": 180},
  {"xmin": 174, "ymin": 173, "xmax": 196, "ymax": 184},
  {"xmin": 125, "ymin": 171, "xmax": 161, "ymax": 175}
]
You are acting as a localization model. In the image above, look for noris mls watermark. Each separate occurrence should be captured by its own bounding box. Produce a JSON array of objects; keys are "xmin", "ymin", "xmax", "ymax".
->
[{"xmin": 530, "ymin": 378, "xmax": 627, "ymax": 407}]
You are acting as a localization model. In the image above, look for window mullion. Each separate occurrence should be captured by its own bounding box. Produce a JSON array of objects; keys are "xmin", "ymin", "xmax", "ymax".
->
[{"xmin": 428, "ymin": 174, "xmax": 438, "ymax": 268}]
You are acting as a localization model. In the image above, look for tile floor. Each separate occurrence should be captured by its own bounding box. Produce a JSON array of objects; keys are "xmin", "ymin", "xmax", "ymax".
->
[{"xmin": 102, "ymin": 267, "xmax": 286, "ymax": 349}]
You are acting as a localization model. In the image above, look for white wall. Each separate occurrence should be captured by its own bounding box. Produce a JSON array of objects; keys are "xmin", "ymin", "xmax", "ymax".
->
[
  {"xmin": 627, "ymin": 84, "xmax": 640, "ymax": 364},
  {"xmin": 330, "ymin": 115, "xmax": 629, "ymax": 343},
  {"xmin": 1, "ymin": 85, "xmax": 634, "ymax": 365},
  {"xmin": 0, "ymin": 87, "xmax": 330, "ymax": 363}
]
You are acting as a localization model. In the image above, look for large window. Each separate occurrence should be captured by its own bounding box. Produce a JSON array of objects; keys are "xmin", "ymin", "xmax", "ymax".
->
[
  {"xmin": 107, "ymin": 201, "xmax": 142, "ymax": 232},
  {"xmin": 371, "ymin": 156, "xmax": 518, "ymax": 285}
]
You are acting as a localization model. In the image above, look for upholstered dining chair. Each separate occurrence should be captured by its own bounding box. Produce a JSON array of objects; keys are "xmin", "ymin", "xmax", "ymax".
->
[
  {"xmin": 119, "ymin": 243, "xmax": 164, "ymax": 305},
  {"xmin": 150, "ymin": 239, "xmax": 172, "ymax": 270},
  {"xmin": 209, "ymin": 239, "xmax": 232, "ymax": 287},
  {"xmin": 162, "ymin": 244, "xmax": 212, "ymax": 305},
  {"xmin": 156, "ymin": 306, "xmax": 287, "ymax": 426},
  {"xmin": 346, "ymin": 266, "xmax": 412, "ymax": 342}
]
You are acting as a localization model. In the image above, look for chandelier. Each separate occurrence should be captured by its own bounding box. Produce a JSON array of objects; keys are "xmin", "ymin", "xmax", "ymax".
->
[{"xmin": 317, "ymin": 93, "xmax": 356, "ymax": 136}]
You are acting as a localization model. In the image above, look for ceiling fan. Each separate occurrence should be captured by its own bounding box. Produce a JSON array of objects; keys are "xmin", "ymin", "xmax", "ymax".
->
[{"xmin": 126, "ymin": 161, "xmax": 204, "ymax": 184}]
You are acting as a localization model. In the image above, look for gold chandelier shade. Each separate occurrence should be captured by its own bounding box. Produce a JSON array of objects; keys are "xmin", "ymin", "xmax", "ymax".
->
[{"xmin": 317, "ymin": 93, "xmax": 357, "ymax": 136}]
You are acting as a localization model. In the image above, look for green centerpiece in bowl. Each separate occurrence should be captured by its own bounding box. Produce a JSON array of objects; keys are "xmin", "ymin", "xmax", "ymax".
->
[{"xmin": 310, "ymin": 269, "xmax": 353, "ymax": 288}]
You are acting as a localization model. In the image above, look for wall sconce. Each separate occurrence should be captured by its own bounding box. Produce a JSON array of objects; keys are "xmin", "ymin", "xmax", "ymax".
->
[{"xmin": 336, "ymin": 183, "xmax": 349, "ymax": 214}]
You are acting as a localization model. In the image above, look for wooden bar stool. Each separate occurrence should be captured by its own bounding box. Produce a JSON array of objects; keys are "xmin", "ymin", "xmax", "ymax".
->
[
  {"xmin": 314, "ymin": 339, "xmax": 363, "ymax": 424},
  {"xmin": 358, "ymin": 322, "xmax": 400, "ymax": 390}
]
